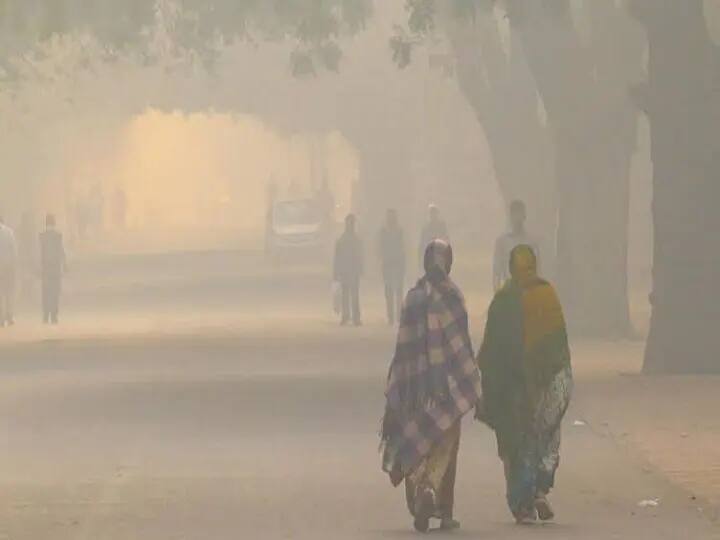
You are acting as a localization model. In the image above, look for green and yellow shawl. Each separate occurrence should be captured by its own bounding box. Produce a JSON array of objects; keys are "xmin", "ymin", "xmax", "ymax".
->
[{"xmin": 478, "ymin": 258, "xmax": 571, "ymax": 457}]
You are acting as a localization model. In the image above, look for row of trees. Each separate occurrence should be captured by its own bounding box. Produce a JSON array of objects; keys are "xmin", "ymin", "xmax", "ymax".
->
[
  {"xmin": 394, "ymin": 1, "xmax": 643, "ymax": 337},
  {"xmin": 394, "ymin": 0, "xmax": 719, "ymax": 373},
  {"xmin": 0, "ymin": 0, "xmax": 717, "ymax": 373}
]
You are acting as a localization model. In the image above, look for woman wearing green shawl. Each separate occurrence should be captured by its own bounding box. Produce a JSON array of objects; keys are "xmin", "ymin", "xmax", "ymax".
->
[{"xmin": 478, "ymin": 245, "xmax": 572, "ymax": 524}]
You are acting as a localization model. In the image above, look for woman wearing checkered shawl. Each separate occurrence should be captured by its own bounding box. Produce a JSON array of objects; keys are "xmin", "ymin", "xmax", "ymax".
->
[
  {"xmin": 381, "ymin": 240, "xmax": 482, "ymax": 533},
  {"xmin": 478, "ymin": 244, "xmax": 573, "ymax": 524}
]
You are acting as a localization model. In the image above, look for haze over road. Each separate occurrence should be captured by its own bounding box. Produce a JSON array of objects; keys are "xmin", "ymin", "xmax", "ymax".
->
[{"xmin": 0, "ymin": 251, "xmax": 716, "ymax": 539}]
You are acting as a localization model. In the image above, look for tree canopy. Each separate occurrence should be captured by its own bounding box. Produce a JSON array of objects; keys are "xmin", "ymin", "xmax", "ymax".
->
[{"xmin": 0, "ymin": 0, "xmax": 374, "ymax": 80}]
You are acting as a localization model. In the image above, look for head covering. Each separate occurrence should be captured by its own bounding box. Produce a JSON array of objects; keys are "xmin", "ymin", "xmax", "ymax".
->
[
  {"xmin": 509, "ymin": 244, "xmax": 538, "ymax": 287},
  {"xmin": 381, "ymin": 240, "xmax": 481, "ymax": 482},
  {"xmin": 423, "ymin": 239, "xmax": 453, "ymax": 285}
]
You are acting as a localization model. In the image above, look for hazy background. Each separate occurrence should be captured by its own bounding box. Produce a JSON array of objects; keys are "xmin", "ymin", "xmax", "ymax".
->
[
  {"xmin": 0, "ymin": 0, "xmax": 653, "ymax": 287},
  {"xmin": 1, "ymin": 3, "xmax": 718, "ymax": 539}
]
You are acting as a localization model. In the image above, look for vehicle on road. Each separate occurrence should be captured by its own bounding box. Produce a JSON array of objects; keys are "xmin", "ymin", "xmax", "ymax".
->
[{"xmin": 266, "ymin": 199, "xmax": 329, "ymax": 257}]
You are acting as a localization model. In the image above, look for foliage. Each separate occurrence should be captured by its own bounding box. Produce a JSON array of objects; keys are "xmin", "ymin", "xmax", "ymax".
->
[
  {"xmin": 389, "ymin": 28, "xmax": 416, "ymax": 70},
  {"xmin": 406, "ymin": 0, "xmax": 436, "ymax": 34},
  {"xmin": 389, "ymin": 0, "xmax": 489, "ymax": 69},
  {"xmin": 0, "ymin": 0, "xmax": 373, "ymax": 79}
]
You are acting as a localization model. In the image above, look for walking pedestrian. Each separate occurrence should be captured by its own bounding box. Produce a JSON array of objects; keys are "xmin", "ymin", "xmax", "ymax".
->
[
  {"xmin": 333, "ymin": 214, "xmax": 364, "ymax": 326},
  {"xmin": 377, "ymin": 209, "xmax": 406, "ymax": 325},
  {"xmin": 381, "ymin": 240, "xmax": 481, "ymax": 532},
  {"xmin": 493, "ymin": 200, "xmax": 541, "ymax": 291},
  {"xmin": 418, "ymin": 205, "xmax": 449, "ymax": 267},
  {"xmin": 39, "ymin": 214, "xmax": 66, "ymax": 325},
  {"xmin": 0, "ymin": 216, "xmax": 17, "ymax": 327},
  {"xmin": 478, "ymin": 245, "xmax": 572, "ymax": 524}
]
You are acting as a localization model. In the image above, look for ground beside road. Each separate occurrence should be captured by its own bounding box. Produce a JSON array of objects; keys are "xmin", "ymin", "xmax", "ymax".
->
[{"xmin": 575, "ymin": 340, "xmax": 720, "ymax": 519}]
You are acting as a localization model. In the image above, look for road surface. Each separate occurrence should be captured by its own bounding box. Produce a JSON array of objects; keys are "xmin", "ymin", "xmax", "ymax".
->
[{"xmin": 0, "ymin": 251, "xmax": 716, "ymax": 539}]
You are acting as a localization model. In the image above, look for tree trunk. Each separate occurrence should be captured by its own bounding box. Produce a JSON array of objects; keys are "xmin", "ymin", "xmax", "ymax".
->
[
  {"xmin": 632, "ymin": 0, "xmax": 720, "ymax": 373},
  {"xmin": 511, "ymin": 1, "xmax": 638, "ymax": 337},
  {"xmin": 445, "ymin": 11, "xmax": 557, "ymax": 271}
]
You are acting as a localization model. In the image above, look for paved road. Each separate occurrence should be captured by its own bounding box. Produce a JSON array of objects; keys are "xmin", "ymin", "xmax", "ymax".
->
[{"xmin": 0, "ymin": 252, "xmax": 716, "ymax": 539}]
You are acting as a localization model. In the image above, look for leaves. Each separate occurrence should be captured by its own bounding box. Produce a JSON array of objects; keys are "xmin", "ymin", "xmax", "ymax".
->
[
  {"xmin": 290, "ymin": 48, "xmax": 316, "ymax": 77},
  {"xmin": 391, "ymin": 0, "xmax": 493, "ymax": 70},
  {"xmin": 341, "ymin": 0, "xmax": 372, "ymax": 33},
  {"xmin": 407, "ymin": 0, "xmax": 436, "ymax": 35},
  {"xmin": 318, "ymin": 41, "xmax": 343, "ymax": 72},
  {"xmin": 451, "ymin": 0, "xmax": 482, "ymax": 20},
  {"xmin": 290, "ymin": 40, "xmax": 343, "ymax": 77},
  {"xmin": 390, "ymin": 30, "xmax": 415, "ymax": 70},
  {"xmin": 0, "ymin": 0, "xmax": 373, "ymax": 78}
]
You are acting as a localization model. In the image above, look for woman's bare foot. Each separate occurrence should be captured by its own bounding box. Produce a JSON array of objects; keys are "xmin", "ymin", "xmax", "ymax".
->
[
  {"xmin": 440, "ymin": 517, "xmax": 461, "ymax": 531},
  {"xmin": 535, "ymin": 494, "xmax": 555, "ymax": 521},
  {"xmin": 514, "ymin": 507, "xmax": 539, "ymax": 525}
]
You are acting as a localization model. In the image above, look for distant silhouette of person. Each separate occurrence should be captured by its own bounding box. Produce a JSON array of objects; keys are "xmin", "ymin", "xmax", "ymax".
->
[
  {"xmin": 0, "ymin": 216, "xmax": 17, "ymax": 327},
  {"xmin": 17, "ymin": 211, "xmax": 37, "ymax": 301},
  {"xmin": 378, "ymin": 209, "xmax": 406, "ymax": 325},
  {"xmin": 39, "ymin": 214, "xmax": 66, "ymax": 325},
  {"xmin": 333, "ymin": 214, "xmax": 364, "ymax": 326},
  {"xmin": 493, "ymin": 200, "xmax": 541, "ymax": 291},
  {"xmin": 418, "ymin": 205, "xmax": 449, "ymax": 266}
]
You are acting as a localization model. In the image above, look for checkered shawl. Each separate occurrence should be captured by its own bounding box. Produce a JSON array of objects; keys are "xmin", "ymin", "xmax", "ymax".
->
[{"xmin": 381, "ymin": 273, "xmax": 482, "ymax": 484}]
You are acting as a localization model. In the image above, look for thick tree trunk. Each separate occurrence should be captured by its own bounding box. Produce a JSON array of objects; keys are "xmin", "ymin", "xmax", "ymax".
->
[
  {"xmin": 511, "ymin": 1, "xmax": 638, "ymax": 337},
  {"xmin": 632, "ymin": 0, "xmax": 720, "ymax": 373},
  {"xmin": 445, "ymin": 12, "xmax": 557, "ymax": 271}
]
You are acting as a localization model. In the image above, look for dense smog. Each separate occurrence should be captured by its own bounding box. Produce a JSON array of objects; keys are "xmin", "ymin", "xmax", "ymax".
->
[{"xmin": 0, "ymin": 1, "xmax": 717, "ymax": 539}]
